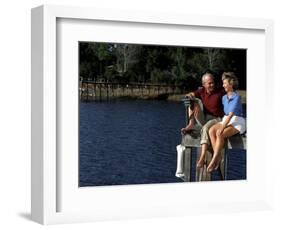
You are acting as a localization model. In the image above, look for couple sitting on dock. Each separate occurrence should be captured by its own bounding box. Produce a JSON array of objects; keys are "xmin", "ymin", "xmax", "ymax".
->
[{"xmin": 180, "ymin": 71, "xmax": 246, "ymax": 173}]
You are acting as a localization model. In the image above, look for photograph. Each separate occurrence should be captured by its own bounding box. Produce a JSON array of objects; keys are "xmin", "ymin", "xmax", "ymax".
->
[
  {"xmin": 29, "ymin": 3, "xmax": 277, "ymax": 225},
  {"xmin": 78, "ymin": 42, "xmax": 247, "ymax": 187}
]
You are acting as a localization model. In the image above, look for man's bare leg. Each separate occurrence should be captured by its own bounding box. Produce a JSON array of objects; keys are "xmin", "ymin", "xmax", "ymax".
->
[
  {"xmin": 196, "ymin": 143, "xmax": 208, "ymax": 168},
  {"xmin": 181, "ymin": 103, "xmax": 200, "ymax": 134},
  {"xmin": 196, "ymin": 119, "xmax": 219, "ymax": 168}
]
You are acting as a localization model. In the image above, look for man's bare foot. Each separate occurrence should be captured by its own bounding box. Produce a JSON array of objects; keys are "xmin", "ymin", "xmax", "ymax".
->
[
  {"xmin": 196, "ymin": 156, "xmax": 205, "ymax": 168},
  {"xmin": 181, "ymin": 123, "xmax": 195, "ymax": 135},
  {"xmin": 207, "ymin": 155, "xmax": 221, "ymax": 173}
]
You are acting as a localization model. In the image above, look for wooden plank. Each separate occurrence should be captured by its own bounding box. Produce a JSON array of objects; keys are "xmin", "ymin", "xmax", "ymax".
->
[
  {"xmin": 183, "ymin": 147, "xmax": 192, "ymax": 182},
  {"xmin": 204, "ymin": 150, "xmax": 212, "ymax": 181},
  {"xmin": 194, "ymin": 149, "xmax": 211, "ymax": 182},
  {"xmin": 219, "ymin": 148, "xmax": 226, "ymax": 180},
  {"xmin": 106, "ymin": 83, "xmax": 109, "ymax": 100},
  {"xmin": 195, "ymin": 147, "xmax": 204, "ymax": 181},
  {"xmin": 223, "ymin": 149, "xmax": 228, "ymax": 180}
]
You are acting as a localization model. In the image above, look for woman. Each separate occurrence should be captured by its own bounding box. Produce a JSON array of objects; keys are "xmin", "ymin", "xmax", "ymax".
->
[{"xmin": 206, "ymin": 72, "xmax": 246, "ymax": 173}]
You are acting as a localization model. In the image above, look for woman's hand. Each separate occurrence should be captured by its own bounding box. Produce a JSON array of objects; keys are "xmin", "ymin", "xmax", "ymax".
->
[{"xmin": 217, "ymin": 112, "xmax": 234, "ymax": 138}]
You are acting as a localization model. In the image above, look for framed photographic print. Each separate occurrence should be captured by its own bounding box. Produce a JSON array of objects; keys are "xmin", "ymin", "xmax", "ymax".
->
[{"xmin": 31, "ymin": 5, "xmax": 274, "ymax": 225}]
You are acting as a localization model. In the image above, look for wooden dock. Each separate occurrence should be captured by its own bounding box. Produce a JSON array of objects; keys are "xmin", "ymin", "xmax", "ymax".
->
[{"xmin": 176, "ymin": 97, "xmax": 246, "ymax": 182}]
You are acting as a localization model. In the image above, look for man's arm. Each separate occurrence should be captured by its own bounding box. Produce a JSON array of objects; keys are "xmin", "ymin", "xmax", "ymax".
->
[{"xmin": 185, "ymin": 87, "xmax": 202, "ymax": 98}]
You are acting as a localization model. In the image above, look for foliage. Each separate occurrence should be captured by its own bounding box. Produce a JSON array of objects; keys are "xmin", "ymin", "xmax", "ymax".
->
[{"xmin": 79, "ymin": 42, "xmax": 246, "ymax": 90}]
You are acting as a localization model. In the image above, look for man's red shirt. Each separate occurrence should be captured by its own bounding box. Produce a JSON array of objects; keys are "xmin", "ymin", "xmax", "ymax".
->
[{"xmin": 194, "ymin": 87, "xmax": 225, "ymax": 117}]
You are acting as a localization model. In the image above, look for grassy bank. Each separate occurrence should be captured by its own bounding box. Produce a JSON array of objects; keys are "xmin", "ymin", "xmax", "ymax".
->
[{"xmin": 167, "ymin": 90, "xmax": 246, "ymax": 103}]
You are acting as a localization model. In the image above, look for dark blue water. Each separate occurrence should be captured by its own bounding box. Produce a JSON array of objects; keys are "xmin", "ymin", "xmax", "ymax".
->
[{"xmin": 79, "ymin": 100, "xmax": 246, "ymax": 187}]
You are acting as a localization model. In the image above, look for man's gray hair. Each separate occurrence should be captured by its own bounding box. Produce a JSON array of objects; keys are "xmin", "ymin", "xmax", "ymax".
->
[{"xmin": 201, "ymin": 73, "xmax": 214, "ymax": 84}]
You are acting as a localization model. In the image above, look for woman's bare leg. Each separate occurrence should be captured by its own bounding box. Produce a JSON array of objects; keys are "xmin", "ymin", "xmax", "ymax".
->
[
  {"xmin": 207, "ymin": 123, "xmax": 223, "ymax": 172},
  {"xmin": 209, "ymin": 124, "xmax": 219, "ymax": 150},
  {"xmin": 207, "ymin": 136, "xmax": 225, "ymax": 172},
  {"xmin": 207, "ymin": 126, "xmax": 239, "ymax": 172}
]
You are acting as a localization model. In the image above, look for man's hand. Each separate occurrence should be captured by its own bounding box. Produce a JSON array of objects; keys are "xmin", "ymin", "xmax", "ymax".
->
[{"xmin": 185, "ymin": 92, "xmax": 195, "ymax": 99}]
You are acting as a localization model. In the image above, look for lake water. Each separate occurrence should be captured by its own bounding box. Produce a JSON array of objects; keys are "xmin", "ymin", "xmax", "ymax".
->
[{"xmin": 79, "ymin": 100, "xmax": 246, "ymax": 187}]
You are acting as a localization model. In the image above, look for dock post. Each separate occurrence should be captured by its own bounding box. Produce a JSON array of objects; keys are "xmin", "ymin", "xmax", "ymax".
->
[
  {"xmin": 183, "ymin": 147, "xmax": 192, "ymax": 182},
  {"xmin": 195, "ymin": 148, "xmax": 203, "ymax": 181},
  {"xmin": 221, "ymin": 148, "xmax": 228, "ymax": 180},
  {"xmin": 99, "ymin": 84, "xmax": 102, "ymax": 101},
  {"xmin": 86, "ymin": 81, "xmax": 89, "ymax": 102},
  {"xmin": 106, "ymin": 83, "xmax": 109, "ymax": 101},
  {"xmin": 182, "ymin": 96, "xmax": 192, "ymax": 125},
  {"xmin": 94, "ymin": 82, "xmax": 97, "ymax": 101},
  {"xmin": 195, "ymin": 147, "xmax": 212, "ymax": 181}
]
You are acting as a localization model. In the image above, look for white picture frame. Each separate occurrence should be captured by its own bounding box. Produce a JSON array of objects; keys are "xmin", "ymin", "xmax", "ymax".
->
[{"xmin": 31, "ymin": 4, "xmax": 274, "ymax": 225}]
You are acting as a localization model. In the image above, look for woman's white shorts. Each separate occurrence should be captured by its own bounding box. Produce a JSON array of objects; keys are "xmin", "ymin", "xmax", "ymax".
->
[{"xmin": 220, "ymin": 115, "xmax": 246, "ymax": 134}]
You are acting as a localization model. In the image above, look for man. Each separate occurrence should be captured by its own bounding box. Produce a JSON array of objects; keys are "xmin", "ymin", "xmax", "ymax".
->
[{"xmin": 181, "ymin": 72, "xmax": 225, "ymax": 168}]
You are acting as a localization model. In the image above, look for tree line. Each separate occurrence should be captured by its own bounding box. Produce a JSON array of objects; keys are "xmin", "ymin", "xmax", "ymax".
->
[{"xmin": 79, "ymin": 42, "xmax": 246, "ymax": 90}]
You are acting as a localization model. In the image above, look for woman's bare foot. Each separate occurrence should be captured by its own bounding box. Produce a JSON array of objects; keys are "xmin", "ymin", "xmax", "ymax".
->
[
  {"xmin": 196, "ymin": 156, "xmax": 205, "ymax": 168},
  {"xmin": 207, "ymin": 155, "xmax": 221, "ymax": 173},
  {"xmin": 181, "ymin": 123, "xmax": 195, "ymax": 135}
]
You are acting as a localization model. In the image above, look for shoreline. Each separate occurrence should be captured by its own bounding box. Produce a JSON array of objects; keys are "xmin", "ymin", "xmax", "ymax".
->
[
  {"xmin": 80, "ymin": 90, "xmax": 246, "ymax": 103},
  {"xmin": 168, "ymin": 90, "xmax": 246, "ymax": 103}
]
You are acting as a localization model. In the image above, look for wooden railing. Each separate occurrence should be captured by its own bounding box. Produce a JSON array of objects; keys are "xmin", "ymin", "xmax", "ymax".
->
[{"xmin": 79, "ymin": 80, "xmax": 186, "ymax": 101}]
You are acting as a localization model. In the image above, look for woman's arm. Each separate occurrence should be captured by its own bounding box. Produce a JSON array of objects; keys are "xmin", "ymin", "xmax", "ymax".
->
[
  {"xmin": 216, "ymin": 112, "xmax": 234, "ymax": 136},
  {"xmin": 222, "ymin": 112, "xmax": 234, "ymax": 129},
  {"xmin": 218, "ymin": 93, "xmax": 241, "ymax": 137}
]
